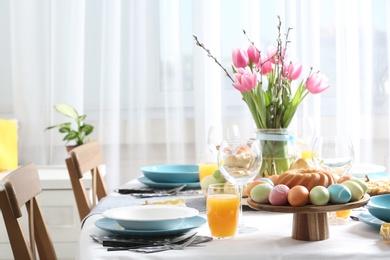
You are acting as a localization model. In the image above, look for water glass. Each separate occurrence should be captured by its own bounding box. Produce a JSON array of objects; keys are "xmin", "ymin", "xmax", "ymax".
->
[{"xmin": 199, "ymin": 152, "xmax": 218, "ymax": 181}]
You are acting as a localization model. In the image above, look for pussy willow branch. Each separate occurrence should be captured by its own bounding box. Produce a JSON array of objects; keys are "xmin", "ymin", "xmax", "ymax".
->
[{"xmin": 193, "ymin": 34, "xmax": 235, "ymax": 82}]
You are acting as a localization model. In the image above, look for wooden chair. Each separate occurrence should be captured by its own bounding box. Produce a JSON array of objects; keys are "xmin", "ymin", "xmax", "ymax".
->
[
  {"xmin": 0, "ymin": 163, "xmax": 57, "ymax": 260},
  {"xmin": 65, "ymin": 140, "xmax": 108, "ymax": 221}
]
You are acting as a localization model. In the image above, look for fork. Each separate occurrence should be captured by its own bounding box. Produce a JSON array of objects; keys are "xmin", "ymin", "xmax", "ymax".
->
[
  {"xmin": 167, "ymin": 234, "xmax": 197, "ymax": 250},
  {"xmin": 130, "ymin": 185, "xmax": 187, "ymax": 198},
  {"xmin": 155, "ymin": 184, "xmax": 187, "ymax": 194},
  {"xmin": 129, "ymin": 233, "xmax": 197, "ymax": 253}
]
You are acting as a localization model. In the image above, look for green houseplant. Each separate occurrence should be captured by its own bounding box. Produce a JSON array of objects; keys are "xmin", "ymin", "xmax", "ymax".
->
[{"xmin": 45, "ymin": 103, "xmax": 94, "ymax": 148}]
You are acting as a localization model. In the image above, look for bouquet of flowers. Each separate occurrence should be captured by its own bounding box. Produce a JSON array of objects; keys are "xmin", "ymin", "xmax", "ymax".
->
[{"xmin": 193, "ymin": 16, "xmax": 330, "ymax": 175}]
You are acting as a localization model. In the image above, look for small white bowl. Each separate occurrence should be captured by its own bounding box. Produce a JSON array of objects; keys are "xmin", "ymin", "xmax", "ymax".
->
[{"xmin": 102, "ymin": 205, "xmax": 199, "ymax": 230}]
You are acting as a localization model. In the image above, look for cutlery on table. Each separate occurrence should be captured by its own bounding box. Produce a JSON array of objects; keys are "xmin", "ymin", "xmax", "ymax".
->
[
  {"xmin": 128, "ymin": 232, "xmax": 198, "ymax": 253},
  {"xmin": 130, "ymin": 190, "xmax": 200, "ymax": 198},
  {"xmin": 104, "ymin": 234, "xmax": 212, "ymax": 252},
  {"xmin": 116, "ymin": 184, "xmax": 187, "ymax": 195},
  {"xmin": 91, "ymin": 231, "xmax": 198, "ymax": 249}
]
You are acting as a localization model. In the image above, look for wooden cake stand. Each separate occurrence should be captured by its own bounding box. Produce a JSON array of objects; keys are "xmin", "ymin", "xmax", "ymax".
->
[{"xmin": 247, "ymin": 194, "xmax": 370, "ymax": 241}]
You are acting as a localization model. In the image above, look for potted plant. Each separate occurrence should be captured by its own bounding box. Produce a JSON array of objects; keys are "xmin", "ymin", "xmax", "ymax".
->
[{"xmin": 45, "ymin": 103, "xmax": 94, "ymax": 151}]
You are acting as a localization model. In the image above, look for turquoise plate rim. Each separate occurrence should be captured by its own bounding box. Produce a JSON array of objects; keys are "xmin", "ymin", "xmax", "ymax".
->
[
  {"xmin": 95, "ymin": 215, "xmax": 206, "ymax": 237},
  {"xmin": 358, "ymin": 211, "xmax": 383, "ymax": 229},
  {"xmin": 138, "ymin": 176, "xmax": 200, "ymax": 188},
  {"xmin": 141, "ymin": 164, "xmax": 200, "ymax": 183}
]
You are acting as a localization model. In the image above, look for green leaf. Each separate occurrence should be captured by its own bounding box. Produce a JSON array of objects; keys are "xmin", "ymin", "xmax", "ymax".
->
[
  {"xmin": 59, "ymin": 126, "xmax": 71, "ymax": 133},
  {"xmin": 54, "ymin": 103, "xmax": 79, "ymax": 119},
  {"xmin": 80, "ymin": 125, "xmax": 94, "ymax": 136},
  {"xmin": 78, "ymin": 115, "xmax": 87, "ymax": 121},
  {"xmin": 63, "ymin": 131, "xmax": 78, "ymax": 141},
  {"xmin": 45, "ymin": 122, "xmax": 71, "ymax": 131}
]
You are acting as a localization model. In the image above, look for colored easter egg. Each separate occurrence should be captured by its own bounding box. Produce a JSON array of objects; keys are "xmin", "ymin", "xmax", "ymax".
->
[
  {"xmin": 269, "ymin": 184, "xmax": 290, "ymax": 206},
  {"xmin": 256, "ymin": 177, "xmax": 274, "ymax": 187},
  {"xmin": 288, "ymin": 185, "xmax": 309, "ymax": 207},
  {"xmin": 309, "ymin": 186, "xmax": 330, "ymax": 206},
  {"xmin": 250, "ymin": 183, "xmax": 273, "ymax": 204},
  {"xmin": 342, "ymin": 180, "xmax": 364, "ymax": 201},
  {"xmin": 328, "ymin": 184, "xmax": 351, "ymax": 204}
]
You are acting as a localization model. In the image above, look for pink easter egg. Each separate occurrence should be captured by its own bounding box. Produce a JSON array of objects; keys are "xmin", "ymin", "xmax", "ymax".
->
[{"xmin": 269, "ymin": 184, "xmax": 290, "ymax": 206}]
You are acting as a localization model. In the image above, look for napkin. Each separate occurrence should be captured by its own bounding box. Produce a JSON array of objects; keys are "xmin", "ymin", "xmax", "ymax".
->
[
  {"xmin": 380, "ymin": 223, "xmax": 390, "ymax": 241},
  {"xmin": 143, "ymin": 198, "xmax": 186, "ymax": 206},
  {"xmin": 0, "ymin": 119, "xmax": 18, "ymax": 172}
]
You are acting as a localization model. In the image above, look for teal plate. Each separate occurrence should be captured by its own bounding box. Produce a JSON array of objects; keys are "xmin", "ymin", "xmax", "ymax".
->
[
  {"xmin": 95, "ymin": 216, "xmax": 206, "ymax": 237},
  {"xmin": 141, "ymin": 164, "xmax": 199, "ymax": 183},
  {"xmin": 358, "ymin": 212, "xmax": 383, "ymax": 229},
  {"xmin": 138, "ymin": 176, "xmax": 200, "ymax": 189}
]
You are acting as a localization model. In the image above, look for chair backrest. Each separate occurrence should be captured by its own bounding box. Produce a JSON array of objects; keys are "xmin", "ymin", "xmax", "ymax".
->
[
  {"xmin": 65, "ymin": 140, "xmax": 108, "ymax": 221},
  {"xmin": 0, "ymin": 163, "xmax": 57, "ymax": 260}
]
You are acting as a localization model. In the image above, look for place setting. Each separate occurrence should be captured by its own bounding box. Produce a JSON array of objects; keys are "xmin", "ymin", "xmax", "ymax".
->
[
  {"xmin": 138, "ymin": 164, "xmax": 201, "ymax": 188},
  {"xmin": 91, "ymin": 164, "xmax": 214, "ymax": 253},
  {"xmin": 91, "ymin": 203, "xmax": 211, "ymax": 253},
  {"xmin": 115, "ymin": 164, "xmax": 203, "ymax": 198}
]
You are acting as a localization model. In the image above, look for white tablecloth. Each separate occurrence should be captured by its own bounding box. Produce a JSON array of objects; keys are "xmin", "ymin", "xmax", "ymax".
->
[{"xmin": 78, "ymin": 202, "xmax": 389, "ymax": 259}]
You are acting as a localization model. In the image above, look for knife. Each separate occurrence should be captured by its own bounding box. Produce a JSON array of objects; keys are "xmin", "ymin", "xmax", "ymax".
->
[
  {"xmin": 115, "ymin": 188, "xmax": 158, "ymax": 194},
  {"xmin": 103, "ymin": 232, "xmax": 198, "ymax": 250},
  {"xmin": 116, "ymin": 184, "xmax": 187, "ymax": 195}
]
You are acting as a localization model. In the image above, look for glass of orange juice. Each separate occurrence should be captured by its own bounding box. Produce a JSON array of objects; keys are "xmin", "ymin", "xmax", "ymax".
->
[
  {"xmin": 199, "ymin": 152, "xmax": 218, "ymax": 181},
  {"xmin": 206, "ymin": 183, "xmax": 239, "ymax": 239}
]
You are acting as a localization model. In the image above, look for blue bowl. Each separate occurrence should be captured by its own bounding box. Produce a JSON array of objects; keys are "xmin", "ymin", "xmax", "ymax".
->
[
  {"xmin": 141, "ymin": 164, "xmax": 199, "ymax": 183},
  {"xmin": 367, "ymin": 194, "xmax": 390, "ymax": 223}
]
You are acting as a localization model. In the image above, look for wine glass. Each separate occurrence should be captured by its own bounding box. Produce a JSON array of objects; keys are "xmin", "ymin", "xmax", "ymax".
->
[
  {"xmin": 311, "ymin": 136, "xmax": 355, "ymax": 225},
  {"xmin": 207, "ymin": 125, "xmax": 241, "ymax": 155},
  {"xmin": 294, "ymin": 117, "xmax": 316, "ymax": 159},
  {"xmin": 218, "ymin": 139, "xmax": 262, "ymax": 233},
  {"xmin": 311, "ymin": 136, "xmax": 355, "ymax": 177}
]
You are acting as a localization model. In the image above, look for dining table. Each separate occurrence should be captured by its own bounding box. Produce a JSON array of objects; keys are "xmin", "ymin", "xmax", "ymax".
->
[{"xmin": 77, "ymin": 177, "xmax": 390, "ymax": 260}]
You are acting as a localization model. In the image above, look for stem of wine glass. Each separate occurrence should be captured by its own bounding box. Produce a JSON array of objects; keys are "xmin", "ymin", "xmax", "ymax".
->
[{"xmin": 237, "ymin": 184, "xmax": 245, "ymax": 228}]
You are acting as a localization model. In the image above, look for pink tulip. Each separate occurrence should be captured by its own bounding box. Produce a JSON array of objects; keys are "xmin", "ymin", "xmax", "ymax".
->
[
  {"xmin": 232, "ymin": 47, "xmax": 249, "ymax": 68},
  {"xmin": 257, "ymin": 54, "xmax": 274, "ymax": 75},
  {"xmin": 283, "ymin": 60, "xmax": 302, "ymax": 80},
  {"xmin": 305, "ymin": 72, "xmax": 330, "ymax": 94},
  {"xmin": 247, "ymin": 45, "xmax": 260, "ymax": 64},
  {"xmin": 232, "ymin": 68, "xmax": 258, "ymax": 92}
]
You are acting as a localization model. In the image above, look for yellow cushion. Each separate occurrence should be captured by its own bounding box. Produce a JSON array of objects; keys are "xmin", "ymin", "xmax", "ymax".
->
[{"xmin": 0, "ymin": 120, "xmax": 18, "ymax": 171}]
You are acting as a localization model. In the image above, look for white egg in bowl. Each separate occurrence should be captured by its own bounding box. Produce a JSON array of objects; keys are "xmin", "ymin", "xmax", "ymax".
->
[{"xmin": 101, "ymin": 205, "xmax": 199, "ymax": 230}]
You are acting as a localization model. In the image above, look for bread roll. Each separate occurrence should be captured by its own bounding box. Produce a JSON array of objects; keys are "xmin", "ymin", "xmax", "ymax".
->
[
  {"xmin": 289, "ymin": 158, "xmax": 313, "ymax": 170},
  {"xmin": 224, "ymin": 154, "xmax": 251, "ymax": 168}
]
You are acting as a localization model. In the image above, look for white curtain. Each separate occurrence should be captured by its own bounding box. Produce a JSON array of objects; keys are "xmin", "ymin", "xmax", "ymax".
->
[{"xmin": 0, "ymin": 0, "xmax": 389, "ymax": 192}]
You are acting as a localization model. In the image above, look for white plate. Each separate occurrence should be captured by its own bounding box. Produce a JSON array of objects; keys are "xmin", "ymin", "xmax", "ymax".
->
[
  {"xmin": 95, "ymin": 216, "xmax": 206, "ymax": 237},
  {"xmin": 349, "ymin": 163, "xmax": 386, "ymax": 178},
  {"xmin": 102, "ymin": 205, "xmax": 199, "ymax": 230}
]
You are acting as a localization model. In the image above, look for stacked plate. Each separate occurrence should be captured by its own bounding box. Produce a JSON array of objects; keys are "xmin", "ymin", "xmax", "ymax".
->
[
  {"xmin": 352, "ymin": 164, "xmax": 390, "ymax": 229},
  {"xmin": 95, "ymin": 205, "xmax": 206, "ymax": 237},
  {"xmin": 138, "ymin": 164, "xmax": 201, "ymax": 188}
]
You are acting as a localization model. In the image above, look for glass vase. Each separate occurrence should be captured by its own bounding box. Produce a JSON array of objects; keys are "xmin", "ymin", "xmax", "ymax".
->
[{"xmin": 256, "ymin": 129, "xmax": 296, "ymax": 177}]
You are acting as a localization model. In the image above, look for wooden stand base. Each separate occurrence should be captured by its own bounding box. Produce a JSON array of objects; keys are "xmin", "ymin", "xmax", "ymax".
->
[
  {"xmin": 246, "ymin": 194, "xmax": 370, "ymax": 242},
  {"xmin": 292, "ymin": 212, "xmax": 329, "ymax": 241}
]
